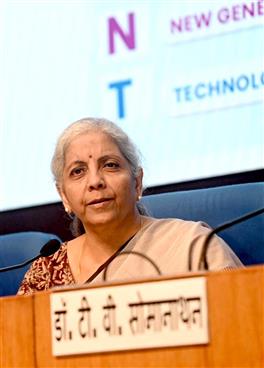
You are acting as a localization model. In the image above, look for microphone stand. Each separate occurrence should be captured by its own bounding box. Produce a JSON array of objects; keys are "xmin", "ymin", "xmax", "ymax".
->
[
  {"xmin": 0, "ymin": 239, "xmax": 61, "ymax": 273},
  {"xmin": 198, "ymin": 207, "xmax": 264, "ymax": 270},
  {"xmin": 0, "ymin": 255, "xmax": 40, "ymax": 273}
]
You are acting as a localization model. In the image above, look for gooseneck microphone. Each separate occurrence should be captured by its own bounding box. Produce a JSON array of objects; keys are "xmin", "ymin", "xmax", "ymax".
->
[
  {"xmin": 197, "ymin": 207, "xmax": 264, "ymax": 271},
  {"xmin": 102, "ymin": 250, "xmax": 162, "ymax": 282},
  {"xmin": 0, "ymin": 239, "xmax": 61, "ymax": 273}
]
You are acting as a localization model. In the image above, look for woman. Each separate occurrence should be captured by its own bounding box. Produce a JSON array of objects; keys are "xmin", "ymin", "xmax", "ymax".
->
[{"xmin": 18, "ymin": 118, "xmax": 242, "ymax": 295}]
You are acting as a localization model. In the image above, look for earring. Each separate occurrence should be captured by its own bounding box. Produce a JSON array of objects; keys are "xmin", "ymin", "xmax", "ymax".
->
[
  {"xmin": 65, "ymin": 207, "xmax": 75, "ymax": 220},
  {"xmin": 137, "ymin": 195, "xmax": 142, "ymax": 201}
]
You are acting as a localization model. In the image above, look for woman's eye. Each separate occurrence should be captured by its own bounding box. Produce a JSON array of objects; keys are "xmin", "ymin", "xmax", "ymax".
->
[
  {"xmin": 70, "ymin": 167, "xmax": 85, "ymax": 177},
  {"xmin": 104, "ymin": 162, "xmax": 119, "ymax": 169}
]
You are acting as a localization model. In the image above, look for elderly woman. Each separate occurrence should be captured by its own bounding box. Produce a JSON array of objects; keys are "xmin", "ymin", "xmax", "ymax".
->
[{"xmin": 18, "ymin": 118, "xmax": 242, "ymax": 295}]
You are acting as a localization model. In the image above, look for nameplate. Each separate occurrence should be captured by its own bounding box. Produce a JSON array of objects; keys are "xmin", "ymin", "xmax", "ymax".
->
[{"xmin": 50, "ymin": 276, "xmax": 209, "ymax": 356}]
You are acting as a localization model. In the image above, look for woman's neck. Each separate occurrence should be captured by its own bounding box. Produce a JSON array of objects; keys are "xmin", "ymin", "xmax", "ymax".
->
[
  {"xmin": 83, "ymin": 213, "xmax": 142, "ymax": 255},
  {"xmin": 68, "ymin": 214, "xmax": 143, "ymax": 283}
]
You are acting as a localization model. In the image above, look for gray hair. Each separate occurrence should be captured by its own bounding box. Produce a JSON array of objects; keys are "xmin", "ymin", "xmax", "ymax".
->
[
  {"xmin": 51, "ymin": 117, "xmax": 149, "ymax": 236},
  {"xmin": 51, "ymin": 117, "xmax": 142, "ymax": 185}
]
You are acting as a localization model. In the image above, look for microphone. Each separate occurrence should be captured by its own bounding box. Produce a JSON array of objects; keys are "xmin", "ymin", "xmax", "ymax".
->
[
  {"xmin": 0, "ymin": 239, "xmax": 61, "ymax": 273},
  {"xmin": 195, "ymin": 207, "xmax": 264, "ymax": 271}
]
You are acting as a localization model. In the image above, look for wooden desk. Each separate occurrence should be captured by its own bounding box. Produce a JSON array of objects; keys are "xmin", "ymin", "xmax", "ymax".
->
[{"xmin": 1, "ymin": 266, "xmax": 263, "ymax": 367}]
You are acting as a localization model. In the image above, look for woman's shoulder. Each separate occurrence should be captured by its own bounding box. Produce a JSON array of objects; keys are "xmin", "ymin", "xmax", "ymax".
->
[
  {"xmin": 141, "ymin": 216, "xmax": 209, "ymax": 233},
  {"xmin": 46, "ymin": 241, "xmax": 68, "ymax": 262},
  {"xmin": 138, "ymin": 216, "xmax": 243, "ymax": 271},
  {"xmin": 31, "ymin": 241, "xmax": 68, "ymax": 271},
  {"xmin": 43, "ymin": 241, "xmax": 72, "ymax": 276},
  {"xmin": 17, "ymin": 241, "xmax": 72, "ymax": 296}
]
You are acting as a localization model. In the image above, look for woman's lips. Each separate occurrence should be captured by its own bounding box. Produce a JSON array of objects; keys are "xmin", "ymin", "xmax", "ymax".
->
[{"xmin": 87, "ymin": 198, "xmax": 113, "ymax": 206}]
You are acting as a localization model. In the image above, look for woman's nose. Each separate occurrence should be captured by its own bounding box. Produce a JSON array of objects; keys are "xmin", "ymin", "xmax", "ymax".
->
[{"xmin": 86, "ymin": 170, "xmax": 105, "ymax": 190}]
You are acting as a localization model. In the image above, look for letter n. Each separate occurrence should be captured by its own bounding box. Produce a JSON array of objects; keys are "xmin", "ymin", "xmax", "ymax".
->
[{"xmin": 108, "ymin": 13, "xmax": 136, "ymax": 54}]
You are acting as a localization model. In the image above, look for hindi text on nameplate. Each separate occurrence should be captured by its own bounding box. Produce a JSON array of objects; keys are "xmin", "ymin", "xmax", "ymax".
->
[{"xmin": 50, "ymin": 276, "xmax": 209, "ymax": 356}]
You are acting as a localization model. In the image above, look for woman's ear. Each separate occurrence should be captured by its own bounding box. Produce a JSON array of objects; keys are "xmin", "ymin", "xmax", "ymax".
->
[
  {"xmin": 135, "ymin": 168, "xmax": 143, "ymax": 200},
  {"xmin": 56, "ymin": 183, "xmax": 71, "ymax": 213}
]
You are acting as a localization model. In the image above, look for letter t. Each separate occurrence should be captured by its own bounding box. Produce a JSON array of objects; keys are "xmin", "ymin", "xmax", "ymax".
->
[{"xmin": 109, "ymin": 79, "xmax": 132, "ymax": 119}]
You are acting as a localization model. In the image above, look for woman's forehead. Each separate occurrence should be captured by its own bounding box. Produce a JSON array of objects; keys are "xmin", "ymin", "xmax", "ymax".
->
[{"xmin": 65, "ymin": 131, "xmax": 123, "ymax": 160}]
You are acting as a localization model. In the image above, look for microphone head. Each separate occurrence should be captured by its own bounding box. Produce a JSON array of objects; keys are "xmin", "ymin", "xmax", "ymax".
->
[{"xmin": 40, "ymin": 239, "xmax": 61, "ymax": 257}]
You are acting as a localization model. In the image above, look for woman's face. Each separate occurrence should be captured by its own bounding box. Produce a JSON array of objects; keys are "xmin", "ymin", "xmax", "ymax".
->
[{"xmin": 59, "ymin": 131, "xmax": 142, "ymax": 230}]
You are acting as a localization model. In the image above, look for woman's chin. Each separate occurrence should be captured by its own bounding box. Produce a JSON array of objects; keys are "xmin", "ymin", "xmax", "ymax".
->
[{"xmin": 83, "ymin": 213, "xmax": 118, "ymax": 228}]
